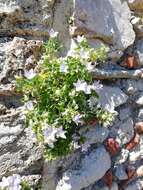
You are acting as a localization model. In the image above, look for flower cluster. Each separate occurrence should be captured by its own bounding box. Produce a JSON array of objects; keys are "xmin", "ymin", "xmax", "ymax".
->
[
  {"xmin": 0, "ymin": 174, "xmax": 21, "ymax": 190},
  {"xmin": 43, "ymin": 125, "xmax": 66, "ymax": 148},
  {"xmin": 0, "ymin": 174, "xmax": 33, "ymax": 190},
  {"xmin": 16, "ymin": 31, "xmax": 114, "ymax": 159}
]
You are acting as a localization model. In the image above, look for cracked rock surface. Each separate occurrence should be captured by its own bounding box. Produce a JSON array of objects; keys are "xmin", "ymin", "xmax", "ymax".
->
[{"xmin": 0, "ymin": 0, "xmax": 143, "ymax": 190}]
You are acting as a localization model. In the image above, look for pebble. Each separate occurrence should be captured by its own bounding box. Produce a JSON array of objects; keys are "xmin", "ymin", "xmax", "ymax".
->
[
  {"xmin": 136, "ymin": 93, "xmax": 143, "ymax": 106},
  {"xmin": 136, "ymin": 165, "xmax": 143, "ymax": 177},
  {"xmin": 105, "ymin": 138, "xmax": 120, "ymax": 156},
  {"xmin": 125, "ymin": 133, "xmax": 140, "ymax": 150},
  {"xmin": 138, "ymin": 109, "xmax": 143, "ymax": 120},
  {"xmin": 135, "ymin": 122, "xmax": 143, "ymax": 134}
]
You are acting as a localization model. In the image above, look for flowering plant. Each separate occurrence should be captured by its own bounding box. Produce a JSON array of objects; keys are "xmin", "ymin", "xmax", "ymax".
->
[
  {"xmin": 0, "ymin": 174, "xmax": 37, "ymax": 190},
  {"xmin": 16, "ymin": 31, "xmax": 114, "ymax": 160}
]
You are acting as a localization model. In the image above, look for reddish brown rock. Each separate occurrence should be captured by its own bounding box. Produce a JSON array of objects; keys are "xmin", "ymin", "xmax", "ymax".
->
[
  {"xmin": 121, "ymin": 55, "xmax": 138, "ymax": 69},
  {"xmin": 126, "ymin": 166, "xmax": 136, "ymax": 180},
  {"xmin": 103, "ymin": 170, "xmax": 113, "ymax": 188},
  {"xmin": 125, "ymin": 133, "xmax": 140, "ymax": 150},
  {"xmin": 135, "ymin": 122, "xmax": 143, "ymax": 134},
  {"xmin": 120, "ymin": 166, "xmax": 136, "ymax": 189},
  {"xmin": 105, "ymin": 138, "xmax": 120, "ymax": 156}
]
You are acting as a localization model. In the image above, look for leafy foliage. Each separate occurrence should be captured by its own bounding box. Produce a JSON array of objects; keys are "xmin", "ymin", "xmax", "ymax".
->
[{"xmin": 16, "ymin": 33, "xmax": 114, "ymax": 160}]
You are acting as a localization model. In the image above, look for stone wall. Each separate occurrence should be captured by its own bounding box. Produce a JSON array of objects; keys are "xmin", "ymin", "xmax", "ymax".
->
[{"xmin": 0, "ymin": 0, "xmax": 143, "ymax": 190}]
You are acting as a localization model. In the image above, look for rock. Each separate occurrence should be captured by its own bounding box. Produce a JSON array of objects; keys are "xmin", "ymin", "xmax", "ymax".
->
[
  {"xmin": 116, "ymin": 118, "xmax": 134, "ymax": 145},
  {"xmin": 71, "ymin": 0, "xmax": 135, "ymax": 51},
  {"xmin": 105, "ymin": 138, "xmax": 120, "ymax": 156},
  {"xmin": 80, "ymin": 125, "xmax": 109, "ymax": 145},
  {"xmin": 115, "ymin": 165, "xmax": 128, "ymax": 180},
  {"xmin": 0, "ymin": 107, "xmax": 43, "ymax": 178},
  {"xmin": 125, "ymin": 179, "xmax": 143, "ymax": 190},
  {"xmin": 135, "ymin": 122, "xmax": 143, "ymax": 134},
  {"xmin": 130, "ymin": 16, "xmax": 143, "ymax": 38},
  {"xmin": 56, "ymin": 146, "xmax": 111, "ymax": 190},
  {"xmin": 126, "ymin": 165, "xmax": 136, "ymax": 180},
  {"xmin": 0, "ymin": 37, "xmax": 42, "ymax": 83},
  {"xmin": 123, "ymin": 79, "xmax": 143, "ymax": 95},
  {"xmin": 138, "ymin": 109, "xmax": 143, "ymax": 120},
  {"xmin": 135, "ymin": 39, "xmax": 143, "ymax": 66},
  {"xmin": 136, "ymin": 92, "xmax": 143, "ymax": 105},
  {"xmin": 0, "ymin": 103, "xmax": 7, "ymax": 115},
  {"xmin": 121, "ymin": 55, "xmax": 139, "ymax": 69},
  {"xmin": 136, "ymin": 165, "xmax": 143, "ymax": 177},
  {"xmin": 52, "ymin": 0, "xmax": 73, "ymax": 50},
  {"xmin": 119, "ymin": 107, "xmax": 131, "ymax": 121},
  {"xmin": 127, "ymin": 0, "xmax": 143, "ymax": 13},
  {"xmin": 115, "ymin": 149, "xmax": 129, "ymax": 164},
  {"xmin": 98, "ymin": 86, "xmax": 128, "ymax": 112},
  {"xmin": 0, "ymin": 0, "xmax": 55, "ymax": 39},
  {"xmin": 103, "ymin": 170, "xmax": 113, "ymax": 188},
  {"xmin": 110, "ymin": 182, "xmax": 119, "ymax": 190},
  {"xmin": 129, "ymin": 151, "xmax": 142, "ymax": 162},
  {"xmin": 129, "ymin": 137, "xmax": 143, "ymax": 162},
  {"xmin": 125, "ymin": 133, "xmax": 140, "ymax": 150}
]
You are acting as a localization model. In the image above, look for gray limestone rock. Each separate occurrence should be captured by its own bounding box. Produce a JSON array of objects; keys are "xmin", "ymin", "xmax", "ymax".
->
[
  {"xmin": 56, "ymin": 146, "xmax": 111, "ymax": 190},
  {"xmin": 136, "ymin": 92, "xmax": 143, "ymax": 106},
  {"xmin": 0, "ymin": 107, "xmax": 43, "ymax": 179},
  {"xmin": 138, "ymin": 109, "xmax": 143, "ymax": 120},
  {"xmin": 115, "ymin": 165, "xmax": 128, "ymax": 180},
  {"xmin": 0, "ymin": 0, "xmax": 55, "ymax": 39},
  {"xmin": 71, "ymin": 0, "xmax": 135, "ymax": 51},
  {"xmin": 0, "ymin": 37, "xmax": 42, "ymax": 83},
  {"xmin": 98, "ymin": 86, "xmax": 128, "ymax": 112},
  {"xmin": 117, "ymin": 118, "xmax": 134, "ymax": 145},
  {"xmin": 136, "ymin": 39, "xmax": 143, "ymax": 66},
  {"xmin": 125, "ymin": 179, "xmax": 143, "ymax": 190},
  {"xmin": 123, "ymin": 79, "xmax": 143, "ymax": 95},
  {"xmin": 80, "ymin": 125, "xmax": 109, "ymax": 145},
  {"xmin": 119, "ymin": 107, "xmax": 131, "ymax": 121}
]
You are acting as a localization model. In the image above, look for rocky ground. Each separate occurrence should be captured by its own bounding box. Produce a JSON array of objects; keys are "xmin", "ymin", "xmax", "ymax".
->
[{"xmin": 0, "ymin": 0, "xmax": 143, "ymax": 190}]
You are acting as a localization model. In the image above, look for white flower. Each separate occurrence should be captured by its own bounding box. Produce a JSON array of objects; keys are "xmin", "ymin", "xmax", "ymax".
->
[
  {"xmin": 73, "ymin": 80, "xmax": 92, "ymax": 94},
  {"xmin": 91, "ymin": 80, "xmax": 103, "ymax": 92},
  {"xmin": 76, "ymin": 35, "xmax": 86, "ymax": 43},
  {"xmin": 86, "ymin": 62, "xmax": 96, "ymax": 71},
  {"xmin": 67, "ymin": 49, "xmax": 77, "ymax": 57},
  {"xmin": 79, "ymin": 48, "xmax": 90, "ymax": 60},
  {"xmin": 81, "ymin": 141, "xmax": 91, "ymax": 152},
  {"xmin": 25, "ymin": 101, "xmax": 34, "ymax": 111},
  {"xmin": 60, "ymin": 62, "xmax": 68, "ymax": 73},
  {"xmin": 73, "ymin": 114, "xmax": 83, "ymax": 125},
  {"xmin": 56, "ymin": 126, "xmax": 66, "ymax": 139},
  {"xmin": 24, "ymin": 69, "xmax": 37, "ymax": 79},
  {"xmin": 73, "ymin": 141, "xmax": 80, "ymax": 150},
  {"xmin": 74, "ymin": 80, "xmax": 87, "ymax": 92},
  {"xmin": 43, "ymin": 126, "xmax": 57, "ymax": 148},
  {"xmin": 0, "ymin": 174, "xmax": 21, "ymax": 190},
  {"xmin": 49, "ymin": 29, "xmax": 58, "ymax": 38},
  {"xmin": 43, "ymin": 125, "xmax": 66, "ymax": 148},
  {"xmin": 0, "ymin": 177, "xmax": 9, "ymax": 189}
]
